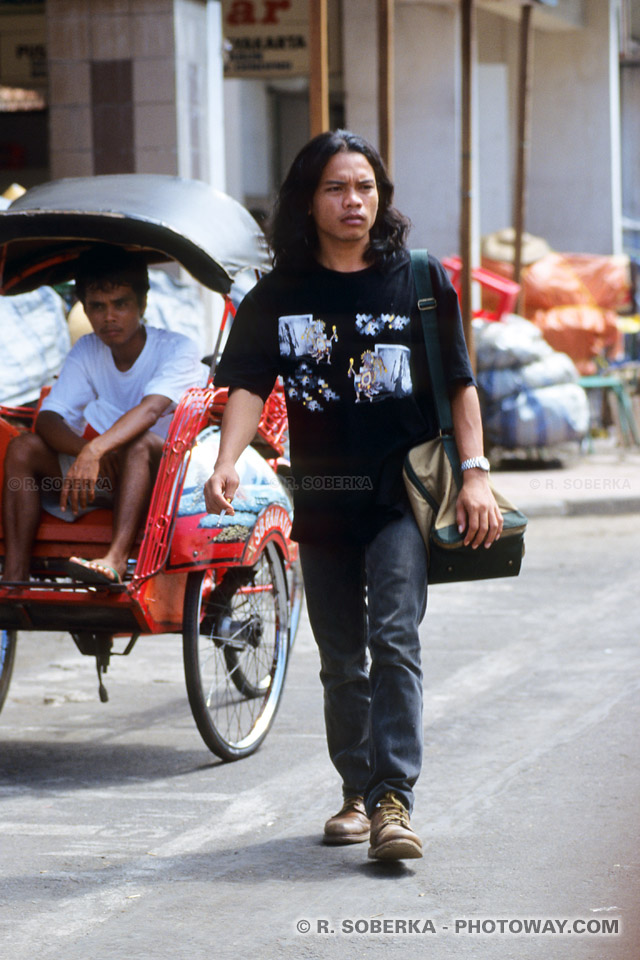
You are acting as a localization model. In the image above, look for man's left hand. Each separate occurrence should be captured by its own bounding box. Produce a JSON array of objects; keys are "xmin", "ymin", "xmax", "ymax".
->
[{"xmin": 455, "ymin": 472, "xmax": 503, "ymax": 549}]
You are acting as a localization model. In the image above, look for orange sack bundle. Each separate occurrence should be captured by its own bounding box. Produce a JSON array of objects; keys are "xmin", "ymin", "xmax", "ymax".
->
[
  {"xmin": 481, "ymin": 245, "xmax": 629, "ymax": 374},
  {"xmin": 531, "ymin": 304, "xmax": 622, "ymax": 376},
  {"xmin": 521, "ymin": 253, "xmax": 632, "ymax": 316}
]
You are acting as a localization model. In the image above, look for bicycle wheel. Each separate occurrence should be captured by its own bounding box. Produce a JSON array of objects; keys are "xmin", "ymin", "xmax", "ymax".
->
[
  {"xmin": 0, "ymin": 630, "xmax": 17, "ymax": 713},
  {"xmin": 286, "ymin": 558, "xmax": 304, "ymax": 652},
  {"xmin": 183, "ymin": 541, "xmax": 290, "ymax": 760}
]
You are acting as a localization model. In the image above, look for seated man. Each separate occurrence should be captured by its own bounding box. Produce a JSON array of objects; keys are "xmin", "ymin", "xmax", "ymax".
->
[{"xmin": 1, "ymin": 244, "xmax": 204, "ymax": 585}]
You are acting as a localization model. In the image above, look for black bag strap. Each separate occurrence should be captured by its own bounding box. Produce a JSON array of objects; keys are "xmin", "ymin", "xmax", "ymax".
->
[
  {"xmin": 410, "ymin": 249, "xmax": 461, "ymax": 478},
  {"xmin": 410, "ymin": 249, "xmax": 453, "ymax": 433}
]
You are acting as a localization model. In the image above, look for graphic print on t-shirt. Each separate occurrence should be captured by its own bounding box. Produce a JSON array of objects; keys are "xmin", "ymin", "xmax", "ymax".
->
[
  {"xmin": 348, "ymin": 344, "xmax": 412, "ymax": 403},
  {"xmin": 278, "ymin": 314, "xmax": 338, "ymax": 364},
  {"xmin": 278, "ymin": 312, "xmax": 415, "ymax": 409},
  {"xmin": 355, "ymin": 312, "xmax": 411, "ymax": 336},
  {"xmin": 279, "ymin": 314, "xmax": 341, "ymax": 411},
  {"xmin": 284, "ymin": 361, "xmax": 340, "ymax": 411}
]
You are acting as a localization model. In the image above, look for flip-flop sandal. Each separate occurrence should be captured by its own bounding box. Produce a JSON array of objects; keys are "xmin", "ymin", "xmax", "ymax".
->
[{"xmin": 67, "ymin": 558, "xmax": 122, "ymax": 585}]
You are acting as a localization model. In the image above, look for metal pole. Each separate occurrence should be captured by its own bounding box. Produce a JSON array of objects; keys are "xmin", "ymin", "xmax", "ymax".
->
[
  {"xmin": 459, "ymin": 0, "xmax": 475, "ymax": 368},
  {"xmin": 309, "ymin": 0, "xmax": 329, "ymax": 137},
  {"xmin": 513, "ymin": 2, "xmax": 533, "ymax": 295},
  {"xmin": 378, "ymin": 0, "xmax": 395, "ymax": 176}
]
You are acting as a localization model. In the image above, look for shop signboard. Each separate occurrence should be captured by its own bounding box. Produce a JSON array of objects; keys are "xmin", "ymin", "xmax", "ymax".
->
[
  {"xmin": 222, "ymin": 0, "xmax": 309, "ymax": 79},
  {"xmin": 0, "ymin": 31, "xmax": 46, "ymax": 83},
  {"xmin": 0, "ymin": 0, "xmax": 46, "ymax": 85}
]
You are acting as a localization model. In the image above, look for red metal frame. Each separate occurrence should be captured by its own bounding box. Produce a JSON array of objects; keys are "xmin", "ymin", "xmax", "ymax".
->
[
  {"xmin": 0, "ymin": 372, "xmax": 293, "ymax": 636},
  {"xmin": 442, "ymin": 255, "xmax": 521, "ymax": 322},
  {"xmin": 133, "ymin": 384, "xmax": 218, "ymax": 583},
  {"xmin": 1, "ymin": 251, "xmax": 80, "ymax": 295}
]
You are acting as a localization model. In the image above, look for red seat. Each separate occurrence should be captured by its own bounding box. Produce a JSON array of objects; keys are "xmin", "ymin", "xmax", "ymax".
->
[
  {"xmin": 442, "ymin": 255, "xmax": 521, "ymax": 321},
  {"xmin": 0, "ymin": 412, "xmax": 143, "ymax": 568}
]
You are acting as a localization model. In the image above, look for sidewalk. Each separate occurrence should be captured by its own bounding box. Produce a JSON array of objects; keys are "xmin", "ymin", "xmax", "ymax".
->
[{"xmin": 491, "ymin": 438, "xmax": 640, "ymax": 518}]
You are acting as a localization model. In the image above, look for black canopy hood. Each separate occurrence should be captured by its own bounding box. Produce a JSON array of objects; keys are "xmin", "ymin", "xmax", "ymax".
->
[{"xmin": 0, "ymin": 174, "xmax": 271, "ymax": 296}]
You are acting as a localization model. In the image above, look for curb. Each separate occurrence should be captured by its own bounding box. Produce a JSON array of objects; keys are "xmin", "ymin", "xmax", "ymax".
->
[{"xmin": 516, "ymin": 497, "xmax": 640, "ymax": 519}]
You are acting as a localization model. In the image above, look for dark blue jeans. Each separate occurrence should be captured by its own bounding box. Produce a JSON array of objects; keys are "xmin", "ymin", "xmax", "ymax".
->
[{"xmin": 299, "ymin": 500, "xmax": 428, "ymax": 816}]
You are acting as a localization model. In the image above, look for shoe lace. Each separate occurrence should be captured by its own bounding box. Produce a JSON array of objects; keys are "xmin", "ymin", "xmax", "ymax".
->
[
  {"xmin": 376, "ymin": 793, "xmax": 409, "ymax": 827},
  {"xmin": 340, "ymin": 796, "xmax": 365, "ymax": 814}
]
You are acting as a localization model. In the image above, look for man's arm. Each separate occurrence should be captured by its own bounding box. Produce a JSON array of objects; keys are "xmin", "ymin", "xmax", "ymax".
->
[
  {"xmin": 204, "ymin": 389, "xmax": 265, "ymax": 516},
  {"xmin": 450, "ymin": 383, "xmax": 503, "ymax": 549},
  {"xmin": 40, "ymin": 395, "xmax": 172, "ymax": 514},
  {"xmin": 81, "ymin": 394, "xmax": 172, "ymax": 460},
  {"xmin": 35, "ymin": 410, "xmax": 89, "ymax": 457}
]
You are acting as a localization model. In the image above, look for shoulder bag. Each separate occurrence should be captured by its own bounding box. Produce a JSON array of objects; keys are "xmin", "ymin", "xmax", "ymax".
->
[{"xmin": 402, "ymin": 249, "xmax": 528, "ymax": 583}]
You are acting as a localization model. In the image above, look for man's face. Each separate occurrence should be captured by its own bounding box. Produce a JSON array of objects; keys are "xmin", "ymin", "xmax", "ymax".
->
[
  {"xmin": 310, "ymin": 151, "xmax": 379, "ymax": 253},
  {"xmin": 83, "ymin": 283, "xmax": 145, "ymax": 349}
]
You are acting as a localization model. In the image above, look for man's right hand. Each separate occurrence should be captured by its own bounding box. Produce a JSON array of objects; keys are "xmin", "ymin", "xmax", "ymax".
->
[
  {"xmin": 204, "ymin": 462, "xmax": 239, "ymax": 516},
  {"xmin": 60, "ymin": 443, "xmax": 102, "ymax": 514},
  {"xmin": 202, "ymin": 388, "xmax": 265, "ymax": 516}
]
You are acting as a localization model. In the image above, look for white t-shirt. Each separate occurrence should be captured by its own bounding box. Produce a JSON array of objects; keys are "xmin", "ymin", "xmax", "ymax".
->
[{"xmin": 40, "ymin": 326, "xmax": 206, "ymax": 439}]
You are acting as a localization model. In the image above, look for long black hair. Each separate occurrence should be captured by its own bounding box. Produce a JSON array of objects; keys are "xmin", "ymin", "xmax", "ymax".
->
[{"xmin": 268, "ymin": 129, "xmax": 410, "ymax": 271}]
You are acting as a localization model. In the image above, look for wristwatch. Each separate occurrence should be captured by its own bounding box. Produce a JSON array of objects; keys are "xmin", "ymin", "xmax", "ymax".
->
[{"xmin": 460, "ymin": 456, "xmax": 490, "ymax": 473}]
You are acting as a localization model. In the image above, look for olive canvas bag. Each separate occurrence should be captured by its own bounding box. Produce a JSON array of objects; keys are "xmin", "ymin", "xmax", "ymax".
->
[{"xmin": 403, "ymin": 250, "xmax": 527, "ymax": 583}]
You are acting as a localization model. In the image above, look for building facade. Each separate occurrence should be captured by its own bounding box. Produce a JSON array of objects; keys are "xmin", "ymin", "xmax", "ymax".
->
[{"xmin": 0, "ymin": 0, "xmax": 636, "ymax": 262}]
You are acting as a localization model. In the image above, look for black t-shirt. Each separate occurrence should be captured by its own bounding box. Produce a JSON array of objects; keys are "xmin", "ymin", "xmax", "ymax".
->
[{"xmin": 215, "ymin": 250, "xmax": 474, "ymax": 544}]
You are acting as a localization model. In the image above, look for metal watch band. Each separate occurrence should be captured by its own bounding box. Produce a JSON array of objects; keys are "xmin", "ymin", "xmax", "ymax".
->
[{"xmin": 460, "ymin": 456, "xmax": 490, "ymax": 472}]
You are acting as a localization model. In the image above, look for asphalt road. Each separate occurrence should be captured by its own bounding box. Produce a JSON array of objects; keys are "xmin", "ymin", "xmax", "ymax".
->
[{"xmin": 1, "ymin": 514, "xmax": 639, "ymax": 960}]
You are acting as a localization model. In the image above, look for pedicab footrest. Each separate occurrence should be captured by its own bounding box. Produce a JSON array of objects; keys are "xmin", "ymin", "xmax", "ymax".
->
[{"xmin": 0, "ymin": 579, "xmax": 127, "ymax": 592}]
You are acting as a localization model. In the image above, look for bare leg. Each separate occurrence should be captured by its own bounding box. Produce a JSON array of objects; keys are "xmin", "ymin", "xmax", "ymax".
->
[
  {"xmin": 70, "ymin": 431, "xmax": 164, "ymax": 582},
  {"xmin": 2, "ymin": 433, "xmax": 62, "ymax": 581}
]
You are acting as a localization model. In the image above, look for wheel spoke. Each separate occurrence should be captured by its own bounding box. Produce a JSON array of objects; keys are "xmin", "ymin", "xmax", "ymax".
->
[{"xmin": 183, "ymin": 543, "xmax": 289, "ymax": 759}]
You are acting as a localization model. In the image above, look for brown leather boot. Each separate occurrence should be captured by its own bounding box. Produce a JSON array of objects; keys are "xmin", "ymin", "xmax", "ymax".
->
[
  {"xmin": 368, "ymin": 792, "xmax": 423, "ymax": 860},
  {"xmin": 323, "ymin": 796, "xmax": 370, "ymax": 845}
]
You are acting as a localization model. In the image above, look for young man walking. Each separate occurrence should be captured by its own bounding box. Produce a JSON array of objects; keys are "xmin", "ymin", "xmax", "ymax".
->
[{"xmin": 204, "ymin": 130, "xmax": 501, "ymax": 861}]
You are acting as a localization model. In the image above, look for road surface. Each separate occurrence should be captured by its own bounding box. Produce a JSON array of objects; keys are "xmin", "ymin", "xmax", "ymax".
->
[{"xmin": 0, "ymin": 514, "xmax": 638, "ymax": 959}]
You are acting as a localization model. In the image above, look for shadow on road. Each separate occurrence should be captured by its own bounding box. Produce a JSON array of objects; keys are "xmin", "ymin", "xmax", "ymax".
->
[
  {"xmin": 156, "ymin": 837, "xmax": 421, "ymax": 885},
  {"xmin": 0, "ymin": 739, "xmax": 221, "ymax": 787}
]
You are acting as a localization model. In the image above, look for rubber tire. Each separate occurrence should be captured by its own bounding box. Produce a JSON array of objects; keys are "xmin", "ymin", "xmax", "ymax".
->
[
  {"xmin": 286, "ymin": 559, "xmax": 304, "ymax": 651},
  {"xmin": 183, "ymin": 542, "xmax": 290, "ymax": 761},
  {"xmin": 0, "ymin": 630, "xmax": 17, "ymax": 714}
]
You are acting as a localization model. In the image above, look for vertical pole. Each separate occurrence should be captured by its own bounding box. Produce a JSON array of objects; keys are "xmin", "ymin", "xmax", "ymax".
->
[
  {"xmin": 378, "ymin": 0, "xmax": 394, "ymax": 176},
  {"xmin": 309, "ymin": 0, "xmax": 329, "ymax": 137},
  {"xmin": 513, "ymin": 3, "xmax": 533, "ymax": 297},
  {"xmin": 460, "ymin": 0, "xmax": 475, "ymax": 368}
]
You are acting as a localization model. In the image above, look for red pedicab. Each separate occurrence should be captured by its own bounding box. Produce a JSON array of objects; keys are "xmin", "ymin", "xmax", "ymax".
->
[{"xmin": 0, "ymin": 174, "xmax": 302, "ymax": 760}]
